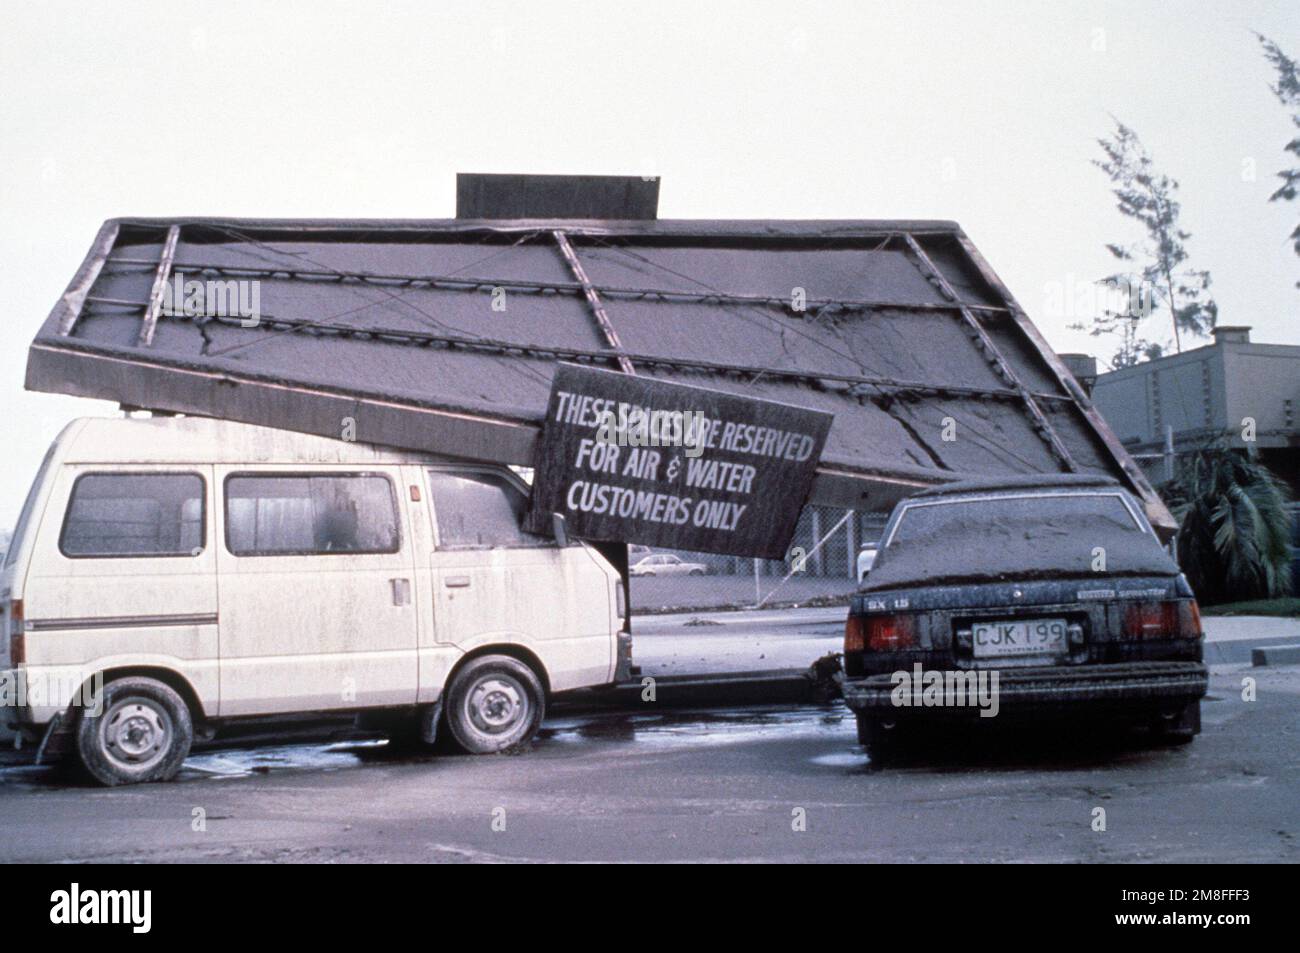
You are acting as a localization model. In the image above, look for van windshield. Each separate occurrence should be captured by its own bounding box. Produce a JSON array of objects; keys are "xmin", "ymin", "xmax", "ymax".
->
[{"xmin": 5, "ymin": 442, "xmax": 57, "ymax": 569}]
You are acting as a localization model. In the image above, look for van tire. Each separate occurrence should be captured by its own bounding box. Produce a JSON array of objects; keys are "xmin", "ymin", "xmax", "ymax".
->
[
  {"xmin": 444, "ymin": 655, "xmax": 545, "ymax": 754},
  {"xmin": 76, "ymin": 676, "xmax": 193, "ymax": 786}
]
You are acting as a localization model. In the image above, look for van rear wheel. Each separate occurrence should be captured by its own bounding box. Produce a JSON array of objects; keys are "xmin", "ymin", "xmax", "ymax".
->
[
  {"xmin": 445, "ymin": 655, "xmax": 545, "ymax": 754},
  {"xmin": 76, "ymin": 676, "xmax": 193, "ymax": 786}
]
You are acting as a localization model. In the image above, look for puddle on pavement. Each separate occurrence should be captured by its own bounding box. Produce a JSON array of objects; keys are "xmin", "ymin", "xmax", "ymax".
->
[
  {"xmin": 0, "ymin": 703, "xmax": 1193, "ymax": 789},
  {"xmin": 0, "ymin": 705, "xmax": 852, "ymax": 789},
  {"xmin": 810, "ymin": 750, "xmax": 873, "ymax": 768},
  {"xmin": 181, "ymin": 739, "xmax": 393, "ymax": 780},
  {"xmin": 537, "ymin": 705, "xmax": 846, "ymax": 748}
]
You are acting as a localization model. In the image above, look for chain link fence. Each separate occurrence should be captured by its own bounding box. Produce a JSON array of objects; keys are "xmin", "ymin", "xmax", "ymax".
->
[{"xmin": 629, "ymin": 505, "xmax": 889, "ymax": 612}]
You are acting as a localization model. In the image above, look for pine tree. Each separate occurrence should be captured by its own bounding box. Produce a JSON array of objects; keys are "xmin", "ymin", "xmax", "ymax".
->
[
  {"xmin": 1257, "ymin": 33, "xmax": 1300, "ymax": 288},
  {"xmin": 1077, "ymin": 120, "xmax": 1217, "ymax": 365}
]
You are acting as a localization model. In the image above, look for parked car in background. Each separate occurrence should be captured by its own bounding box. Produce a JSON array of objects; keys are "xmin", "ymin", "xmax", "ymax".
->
[
  {"xmin": 857, "ymin": 541, "xmax": 879, "ymax": 582},
  {"xmin": 1, "ymin": 416, "xmax": 628, "ymax": 785},
  {"xmin": 630, "ymin": 554, "xmax": 709, "ymax": 577},
  {"xmin": 841, "ymin": 475, "xmax": 1208, "ymax": 763}
]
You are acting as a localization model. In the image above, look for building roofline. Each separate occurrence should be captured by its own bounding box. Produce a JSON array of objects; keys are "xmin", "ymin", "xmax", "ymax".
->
[
  {"xmin": 97, "ymin": 215, "xmax": 968, "ymax": 242},
  {"xmin": 1095, "ymin": 338, "xmax": 1300, "ymax": 382}
]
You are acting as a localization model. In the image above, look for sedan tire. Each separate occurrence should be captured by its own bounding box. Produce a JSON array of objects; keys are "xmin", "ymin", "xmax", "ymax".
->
[
  {"xmin": 1151, "ymin": 699, "xmax": 1201, "ymax": 745},
  {"xmin": 856, "ymin": 713, "xmax": 905, "ymax": 765}
]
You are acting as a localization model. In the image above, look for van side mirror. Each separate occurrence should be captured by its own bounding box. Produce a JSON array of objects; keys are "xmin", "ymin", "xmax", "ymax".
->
[{"xmin": 551, "ymin": 513, "xmax": 569, "ymax": 547}]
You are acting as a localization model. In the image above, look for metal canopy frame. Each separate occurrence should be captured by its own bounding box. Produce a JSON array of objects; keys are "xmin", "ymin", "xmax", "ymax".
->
[
  {"xmin": 900, "ymin": 233, "xmax": 1077, "ymax": 472},
  {"xmin": 28, "ymin": 215, "xmax": 1174, "ymax": 535},
  {"xmin": 551, "ymin": 229, "xmax": 635, "ymax": 375}
]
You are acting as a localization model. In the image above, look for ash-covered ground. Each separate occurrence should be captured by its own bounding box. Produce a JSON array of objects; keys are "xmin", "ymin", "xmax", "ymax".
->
[{"xmin": 0, "ymin": 611, "xmax": 1295, "ymax": 863}]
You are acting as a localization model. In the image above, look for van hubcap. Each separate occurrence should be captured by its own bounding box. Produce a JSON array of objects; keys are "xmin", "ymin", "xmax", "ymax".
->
[
  {"xmin": 466, "ymin": 676, "xmax": 528, "ymax": 735},
  {"xmin": 101, "ymin": 698, "xmax": 171, "ymax": 770}
]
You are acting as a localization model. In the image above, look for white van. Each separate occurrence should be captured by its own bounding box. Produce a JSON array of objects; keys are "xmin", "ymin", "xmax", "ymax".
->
[{"xmin": 1, "ymin": 416, "xmax": 629, "ymax": 785}]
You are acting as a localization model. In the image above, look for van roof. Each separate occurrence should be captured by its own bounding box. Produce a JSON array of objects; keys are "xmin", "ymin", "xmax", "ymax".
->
[{"xmin": 56, "ymin": 415, "xmax": 459, "ymax": 466}]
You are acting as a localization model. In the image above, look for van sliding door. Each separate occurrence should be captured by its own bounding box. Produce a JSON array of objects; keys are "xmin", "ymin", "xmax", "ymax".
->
[{"xmin": 214, "ymin": 466, "xmax": 418, "ymax": 716}]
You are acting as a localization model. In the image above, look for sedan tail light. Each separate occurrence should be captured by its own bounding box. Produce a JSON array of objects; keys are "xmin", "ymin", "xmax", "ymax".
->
[
  {"xmin": 1124, "ymin": 600, "xmax": 1201, "ymax": 640},
  {"xmin": 844, "ymin": 615, "xmax": 865, "ymax": 653},
  {"xmin": 846, "ymin": 613, "xmax": 918, "ymax": 652}
]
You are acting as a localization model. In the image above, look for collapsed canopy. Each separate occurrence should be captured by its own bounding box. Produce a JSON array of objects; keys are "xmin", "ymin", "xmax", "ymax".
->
[{"xmin": 25, "ymin": 215, "xmax": 1171, "ymax": 535}]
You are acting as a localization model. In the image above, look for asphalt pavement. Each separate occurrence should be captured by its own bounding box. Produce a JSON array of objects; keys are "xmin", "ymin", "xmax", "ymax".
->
[{"xmin": 0, "ymin": 639, "xmax": 1295, "ymax": 862}]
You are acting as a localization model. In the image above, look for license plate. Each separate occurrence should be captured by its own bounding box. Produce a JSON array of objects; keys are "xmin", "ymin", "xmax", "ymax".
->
[{"xmin": 972, "ymin": 618, "xmax": 1067, "ymax": 658}]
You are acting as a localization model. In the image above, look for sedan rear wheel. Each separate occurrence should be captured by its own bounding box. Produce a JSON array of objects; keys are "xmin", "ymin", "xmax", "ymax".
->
[
  {"xmin": 1151, "ymin": 700, "xmax": 1200, "ymax": 745},
  {"xmin": 856, "ymin": 714, "xmax": 905, "ymax": 765}
]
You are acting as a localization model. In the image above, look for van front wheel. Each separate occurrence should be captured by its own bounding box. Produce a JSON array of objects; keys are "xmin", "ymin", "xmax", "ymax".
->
[
  {"xmin": 445, "ymin": 655, "xmax": 545, "ymax": 754},
  {"xmin": 76, "ymin": 676, "xmax": 193, "ymax": 786}
]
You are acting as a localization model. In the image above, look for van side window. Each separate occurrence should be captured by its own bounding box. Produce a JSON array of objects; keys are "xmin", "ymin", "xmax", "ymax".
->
[
  {"xmin": 225, "ymin": 473, "xmax": 400, "ymax": 556},
  {"xmin": 60, "ymin": 473, "xmax": 205, "ymax": 558},
  {"xmin": 427, "ymin": 470, "xmax": 549, "ymax": 549}
]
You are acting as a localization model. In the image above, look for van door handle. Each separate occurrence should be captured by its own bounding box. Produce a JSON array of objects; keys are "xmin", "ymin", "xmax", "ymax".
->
[
  {"xmin": 390, "ymin": 578, "xmax": 411, "ymax": 606},
  {"xmin": 444, "ymin": 575, "xmax": 471, "ymax": 589}
]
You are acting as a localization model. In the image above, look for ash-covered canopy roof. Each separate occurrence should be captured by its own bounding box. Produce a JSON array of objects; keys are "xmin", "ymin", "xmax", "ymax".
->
[{"xmin": 25, "ymin": 213, "xmax": 1172, "ymax": 533}]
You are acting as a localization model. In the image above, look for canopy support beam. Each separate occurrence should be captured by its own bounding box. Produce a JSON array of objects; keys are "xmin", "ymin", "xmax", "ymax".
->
[
  {"xmin": 137, "ymin": 225, "xmax": 181, "ymax": 347},
  {"xmin": 902, "ymin": 234, "xmax": 1078, "ymax": 472},
  {"xmin": 552, "ymin": 230, "xmax": 635, "ymax": 375}
]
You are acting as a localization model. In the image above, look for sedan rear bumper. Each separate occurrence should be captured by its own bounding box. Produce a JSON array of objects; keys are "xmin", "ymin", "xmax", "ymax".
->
[{"xmin": 842, "ymin": 661, "xmax": 1208, "ymax": 714}]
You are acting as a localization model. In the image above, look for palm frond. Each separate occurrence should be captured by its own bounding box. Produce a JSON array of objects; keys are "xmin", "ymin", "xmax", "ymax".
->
[{"xmin": 1163, "ymin": 447, "xmax": 1294, "ymax": 604}]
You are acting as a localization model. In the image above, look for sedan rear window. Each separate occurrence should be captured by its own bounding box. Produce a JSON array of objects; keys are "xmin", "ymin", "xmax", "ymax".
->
[
  {"xmin": 863, "ymin": 491, "xmax": 1176, "ymax": 589},
  {"xmin": 891, "ymin": 493, "xmax": 1142, "ymax": 546}
]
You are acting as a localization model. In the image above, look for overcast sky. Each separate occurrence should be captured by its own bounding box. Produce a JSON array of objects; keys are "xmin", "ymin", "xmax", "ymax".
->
[{"xmin": 1, "ymin": 0, "xmax": 1296, "ymax": 525}]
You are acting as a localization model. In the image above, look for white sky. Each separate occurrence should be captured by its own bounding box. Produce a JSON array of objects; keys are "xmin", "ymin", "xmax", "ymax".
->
[{"xmin": 1, "ymin": 0, "xmax": 1297, "ymax": 525}]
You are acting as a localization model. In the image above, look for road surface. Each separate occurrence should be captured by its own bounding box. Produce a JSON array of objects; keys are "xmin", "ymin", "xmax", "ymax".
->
[{"xmin": 0, "ymin": 663, "xmax": 1295, "ymax": 863}]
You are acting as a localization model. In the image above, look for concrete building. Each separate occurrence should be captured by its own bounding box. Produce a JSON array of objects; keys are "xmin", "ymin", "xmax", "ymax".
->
[{"xmin": 1090, "ymin": 327, "xmax": 1300, "ymax": 494}]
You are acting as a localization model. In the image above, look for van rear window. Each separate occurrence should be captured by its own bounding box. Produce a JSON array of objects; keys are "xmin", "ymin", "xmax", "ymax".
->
[
  {"xmin": 60, "ymin": 473, "xmax": 205, "ymax": 558},
  {"xmin": 224, "ymin": 473, "xmax": 400, "ymax": 556}
]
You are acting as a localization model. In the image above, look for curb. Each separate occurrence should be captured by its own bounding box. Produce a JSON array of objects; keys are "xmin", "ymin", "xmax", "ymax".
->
[
  {"xmin": 1205, "ymin": 635, "xmax": 1300, "ymax": 664},
  {"xmin": 1250, "ymin": 643, "xmax": 1300, "ymax": 667}
]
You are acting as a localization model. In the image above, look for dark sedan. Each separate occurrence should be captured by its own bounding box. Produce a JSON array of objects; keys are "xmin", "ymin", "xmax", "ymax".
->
[{"xmin": 841, "ymin": 475, "xmax": 1208, "ymax": 762}]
